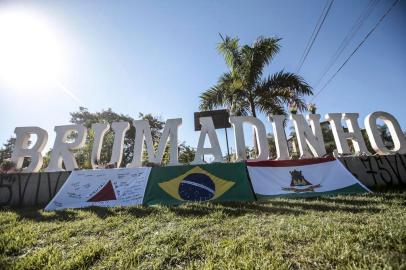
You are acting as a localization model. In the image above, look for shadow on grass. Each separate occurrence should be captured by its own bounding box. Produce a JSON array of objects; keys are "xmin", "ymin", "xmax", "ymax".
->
[
  {"xmin": 4, "ymin": 192, "xmax": 397, "ymax": 222},
  {"xmin": 166, "ymin": 191, "xmax": 406, "ymax": 217},
  {"xmin": 290, "ymin": 192, "xmax": 406, "ymax": 206},
  {"xmin": 168, "ymin": 202, "xmax": 306, "ymax": 217},
  {"xmin": 9, "ymin": 207, "xmax": 80, "ymax": 222},
  {"xmin": 80, "ymin": 205, "xmax": 158, "ymax": 219},
  {"xmin": 264, "ymin": 200, "xmax": 382, "ymax": 214},
  {"xmin": 2, "ymin": 205, "xmax": 159, "ymax": 222}
]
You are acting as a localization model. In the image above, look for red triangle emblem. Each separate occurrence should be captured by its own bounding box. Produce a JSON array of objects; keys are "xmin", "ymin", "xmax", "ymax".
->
[{"xmin": 87, "ymin": 180, "xmax": 117, "ymax": 202}]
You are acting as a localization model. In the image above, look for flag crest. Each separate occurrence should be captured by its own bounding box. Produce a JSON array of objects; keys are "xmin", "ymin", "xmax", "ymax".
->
[{"xmin": 289, "ymin": 170, "xmax": 312, "ymax": 186}]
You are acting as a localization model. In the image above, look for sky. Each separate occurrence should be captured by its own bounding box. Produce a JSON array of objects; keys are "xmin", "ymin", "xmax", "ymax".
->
[{"xmin": 0, "ymin": 0, "xmax": 405, "ymax": 154}]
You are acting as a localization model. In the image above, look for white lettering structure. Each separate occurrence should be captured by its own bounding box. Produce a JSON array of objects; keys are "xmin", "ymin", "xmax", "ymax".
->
[{"xmin": 9, "ymin": 111, "xmax": 406, "ymax": 172}]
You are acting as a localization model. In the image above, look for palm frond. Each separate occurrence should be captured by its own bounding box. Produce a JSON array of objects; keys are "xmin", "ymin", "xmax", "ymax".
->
[
  {"xmin": 199, "ymin": 86, "xmax": 226, "ymax": 111},
  {"xmin": 199, "ymin": 72, "xmax": 242, "ymax": 111},
  {"xmin": 256, "ymin": 95, "xmax": 287, "ymax": 116},
  {"xmin": 245, "ymin": 37, "xmax": 281, "ymax": 88},
  {"xmin": 255, "ymin": 70, "xmax": 313, "ymax": 113},
  {"xmin": 217, "ymin": 35, "xmax": 241, "ymax": 72},
  {"xmin": 261, "ymin": 70, "xmax": 313, "ymax": 96},
  {"xmin": 201, "ymin": 36, "xmax": 313, "ymax": 120},
  {"xmin": 230, "ymin": 99, "xmax": 251, "ymax": 116}
]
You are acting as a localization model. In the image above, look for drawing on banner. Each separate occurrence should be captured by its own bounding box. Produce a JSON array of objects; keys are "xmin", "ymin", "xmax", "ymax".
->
[
  {"xmin": 87, "ymin": 180, "xmax": 116, "ymax": 202},
  {"xmin": 45, "ymin": 167, "xmax": 151, "ymax": 211},
  {"xmin": 282, "ymin": 170, "xmax": 321, "ymax": 193},
  {"xmin": 159, "ymin": 166, "xmax": 235, "ymax": 201}
]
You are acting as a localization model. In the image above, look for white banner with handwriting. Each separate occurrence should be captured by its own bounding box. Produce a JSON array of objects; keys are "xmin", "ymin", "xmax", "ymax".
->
[{"xmin": 45, "ymin": 167, "xmax": 151, "ymax": 211}]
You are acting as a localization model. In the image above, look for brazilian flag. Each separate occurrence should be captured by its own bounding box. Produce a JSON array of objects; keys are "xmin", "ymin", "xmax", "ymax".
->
[{"xmin": 143, "ymin": 162, "xmax": 255, "ymax": 205}]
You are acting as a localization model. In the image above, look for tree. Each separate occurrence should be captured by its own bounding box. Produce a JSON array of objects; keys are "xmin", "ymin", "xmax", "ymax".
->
[
  {"xmin": 267, "ymin": 133, "xmax": 277, "ymax": 159},
  {"xmin": 71, "ymin": 107, "xmax": 168, "ymax": 167},
  {"xmin": 178, "ymin": 143, "xmax": 196, "ymax": 164},
  {"xmin": 199, "ymin": 35, "xmax": 312, "ymax": 153},
  {"xmin": 70, "ymin": 107, "xmax": 138, "ymax": 166},
  {"xmin": 0, "ymin": 137, "xmax": 31, "ymax": 169},
  {"xmin": 0, "ymin": 137, "xmax": 16, "ymax": 163},
  {"xmin": 70, "ymin": 107, "xmax": 194, "ymax": 168}
]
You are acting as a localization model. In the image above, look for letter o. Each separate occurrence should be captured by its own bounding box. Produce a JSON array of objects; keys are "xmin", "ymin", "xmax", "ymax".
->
[{"xmin": 364, "ymin": 111, "xmax": 406, "ymax": 155}]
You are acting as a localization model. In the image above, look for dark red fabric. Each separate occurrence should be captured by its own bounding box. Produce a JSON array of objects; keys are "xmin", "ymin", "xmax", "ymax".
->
[
  {"xmin": 246, "ymin": 156, "xmax": 336, "ymax": 167},
  {"xmin": 87, "ymin": 180, "xmax": 117, "ymax": 202}
]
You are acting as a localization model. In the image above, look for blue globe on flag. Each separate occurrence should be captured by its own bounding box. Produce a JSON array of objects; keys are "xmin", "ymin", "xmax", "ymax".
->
[{"xmin": 178, "ymin": 173, "xmax": 216, "ymax": 201}]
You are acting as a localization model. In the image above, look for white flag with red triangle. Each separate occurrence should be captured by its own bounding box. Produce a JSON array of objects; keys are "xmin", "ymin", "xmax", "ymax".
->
[
  {"xmin": 246, "ymin": 157, "xmax": 370, "ymax": 199},
  {"xmin": 45, "ymin": 167, "xmax": 151, "ymax": 211}
]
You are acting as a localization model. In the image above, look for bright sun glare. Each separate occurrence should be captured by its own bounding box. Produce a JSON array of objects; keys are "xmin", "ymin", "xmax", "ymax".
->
[{"xmin": 0, "ymin": 9, "xmax": 65, "ymax": 88}]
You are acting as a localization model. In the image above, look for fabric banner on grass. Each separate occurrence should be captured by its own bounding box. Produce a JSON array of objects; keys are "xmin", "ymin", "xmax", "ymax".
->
[
  {"xmin": 143, "ymin": 162, "xmax": 255, "ymax": 205},
  {"xmin": 247, "ymin": 157, "xmax": 370, "ymax": 199},
  {"xmin": 45, "ymin": 167, "xmax": 151, "ymax": 211}
]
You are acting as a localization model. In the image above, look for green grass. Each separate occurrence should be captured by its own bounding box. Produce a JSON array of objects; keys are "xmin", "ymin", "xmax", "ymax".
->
[{"xmin": 1, "ymin": 192, "xmax": 405, "ymax": 269}]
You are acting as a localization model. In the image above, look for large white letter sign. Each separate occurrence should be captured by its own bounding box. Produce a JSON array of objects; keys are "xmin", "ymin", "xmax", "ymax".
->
[
  {"xmin": 325, "ymin": 113, "xmax": 370, "ymax": 155},
  {"xmin": 229, "ymin": 116, "xmax": 269, "ymax": 161},
  {"xmin": 45, "ymin": 125, "xmax": 87, "ymax": 172},
  {"xmin": 364, "ymin": 111, "xmax": 406, "ymax": 155},
  {"xmin": 127, "ymin": 118, "xmax": 182, "ymax": 167},
  {"xmin": 191, "ymin": 117, "xmax": 223, "ymax": 164},
  {"xmin": 91, "ymin": 123, "xmax": 109, "ymax": 168},
  {"xmin": 268, "ymin": 115, "xmax": 289, "ymax": 160},
  {"xmin": 91, "ymin": 122, "xmax": 130, "ymax": 168},
  {"xmin": 11, "ymin": 127, "xmax": 48, "ymax": 172},
  {"xmin": 109, "ymin": 122, "xmax": 131, "ymax": 166},
  {"xmin": 290, "ymin": 114, "xmax": 326, "ymax": 158}
]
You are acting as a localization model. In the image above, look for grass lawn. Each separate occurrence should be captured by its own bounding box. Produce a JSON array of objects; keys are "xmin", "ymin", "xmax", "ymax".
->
[{"xmin": 1, "ymin": 191, "xmax": 405, "ymax": 269}]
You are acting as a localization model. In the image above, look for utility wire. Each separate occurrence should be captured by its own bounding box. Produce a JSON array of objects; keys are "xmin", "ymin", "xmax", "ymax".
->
[
  {"xmin": 296, "ymin": 0, "xmax": 333, "ymax": 72},
  {"xmin": 296, "ymin": 0, "xmax": 331, "ymax": 72},
  {"xmin": 313, "ymin": 0, "xmax": 380, "ymax": 89},
  {"xmin": 311, "ymin": 0, "xmax": 399, "ymax": 102},
  {"xmin": 296, "ymin": 0, "xmax": 335, "ymax": 73}
]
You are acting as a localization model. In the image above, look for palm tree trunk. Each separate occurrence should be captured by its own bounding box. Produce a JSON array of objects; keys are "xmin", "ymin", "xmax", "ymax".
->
[
  {"xmin": 252, "ymin": 127, "xmax": 258, "ymax": 158},
  {"xmin": 249, "ymin": 99, "xmax": 259, "ymax": 157}
]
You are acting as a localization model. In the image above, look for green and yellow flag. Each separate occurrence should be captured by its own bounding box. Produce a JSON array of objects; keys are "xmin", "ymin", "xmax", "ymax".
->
[{"xmin": 143, "ymin": 162, "xmax": 255, "ymax": 205}]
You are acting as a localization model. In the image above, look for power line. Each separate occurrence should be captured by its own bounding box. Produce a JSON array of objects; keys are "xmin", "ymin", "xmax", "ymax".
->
[
  {"xmin": 296, "ymin": 0, "xmax": 335, "ymax": 73},
  {"xmin": 311, "ymin": 0, "xmax": 399, "ymax": 102},
  {"xmin": 313, "ymin": 0, "xmax": 380, "ymax": 90},
  {"xmin": 296, "ymin": 0, "xmax": 334, "ymax": 72}
]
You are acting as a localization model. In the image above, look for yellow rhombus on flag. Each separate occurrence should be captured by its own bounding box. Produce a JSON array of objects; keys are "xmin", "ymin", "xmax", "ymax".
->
[
  {"xmin": 142, "ymin": 162, "xmax": 255, "ymax": 205},
  {"xmin": 159, "ymin": 166, "xmax": 235, "ymax": 201}
]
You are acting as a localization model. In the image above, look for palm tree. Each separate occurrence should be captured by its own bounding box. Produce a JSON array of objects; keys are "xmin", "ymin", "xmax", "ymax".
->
[{"xmin": 199, "ymin": 35, "xmax": 313, "ymax": 154}]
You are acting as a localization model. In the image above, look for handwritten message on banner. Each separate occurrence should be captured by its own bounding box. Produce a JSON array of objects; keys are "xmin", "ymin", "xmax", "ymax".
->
[{"xmin": 45, "ymin": 167, "xmax": 151, "ymax": 211}]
